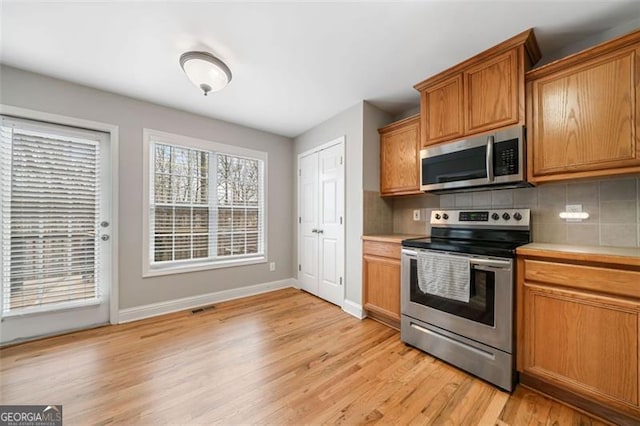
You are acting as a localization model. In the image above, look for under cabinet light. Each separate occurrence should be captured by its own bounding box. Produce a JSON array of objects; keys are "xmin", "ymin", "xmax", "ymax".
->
[{"xmin": 559, "ymin": 211, "xmax": 589, "ymax": 220}]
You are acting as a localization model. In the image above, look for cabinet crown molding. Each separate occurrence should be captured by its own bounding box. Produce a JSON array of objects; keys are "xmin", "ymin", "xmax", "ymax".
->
[
  {"xmin": 526, "ymin": 28, "xmax": 640, "ymax": 81},
  {"xmin": 378, "ymin": 114, "xmax": 420, "ymax": 135},
  {"xmin": 414, "ymin": 28, "xmax": 540, "ymax": 91}
]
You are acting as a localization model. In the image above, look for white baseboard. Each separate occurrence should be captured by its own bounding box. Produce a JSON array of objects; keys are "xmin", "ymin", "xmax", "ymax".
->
[
  {"xmin": 118, "ymin": 278, "xmax": 294, "ymax": 324},
  {"xmin": 342, "ymin": 299, "xmax": 365, "ymax": 319}
]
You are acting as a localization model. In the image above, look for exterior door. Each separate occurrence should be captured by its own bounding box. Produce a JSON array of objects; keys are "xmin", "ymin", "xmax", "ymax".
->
[
  {"xmin": 0, "ymin": 116, "xmax": 111, "ymax": 344},
  {"xmin": 297, "ymin": 139, "xmax": 344, "ymax": 307}
]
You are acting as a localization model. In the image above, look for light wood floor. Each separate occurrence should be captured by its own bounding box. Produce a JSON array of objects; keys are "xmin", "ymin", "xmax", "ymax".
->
[{"xmin": 1, "ymin": 288, "xmax": 607, "ymax": 425}]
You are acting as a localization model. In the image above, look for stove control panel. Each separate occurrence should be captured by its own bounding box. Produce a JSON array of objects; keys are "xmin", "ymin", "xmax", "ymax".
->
[{"xmin": 431, "ymin": 209, "xmax": 530, "ymax": 228}]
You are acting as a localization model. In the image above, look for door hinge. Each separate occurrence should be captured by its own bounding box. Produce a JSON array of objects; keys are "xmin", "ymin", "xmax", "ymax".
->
[
  {"xmin": 299, "ymin": 169, "xmax": 301, "ymax": 177},
  {"xmin": 340, "ymin": 156, "xmax": 343, "ymax": 165},
  {"xmin": 298, "ymin": 264, "xmax": 301, "ymax": 272},
  {"xmin": 339, "ymin": 276, "xmax": 343, "ymax": 285},
  {"xmin": 340, "ymin": 216, "xmax": 343, "ymax": 225},
  {"xmin": 299, "ymin": 216, "xmax": 301, "ymax": 224}
]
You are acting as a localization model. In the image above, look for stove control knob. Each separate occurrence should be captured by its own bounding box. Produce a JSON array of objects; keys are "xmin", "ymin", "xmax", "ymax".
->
[
  {"xmin": 435, "ymin": 213, "xmax": 441, "ymax": 220},
  {"xmin": 491, "ymin": 213, "xmax": 500, "ymax": 221},
  {"xmin": 513, "ymin": 212, "xmax": 522, "ymax": 221},
  {"xmin": 442, "ymin": 213, "xmax": 449, "ymax": 220},
  {"xmin": 502, "ymin": 212, "xmax": 511, "ymax": 221}
]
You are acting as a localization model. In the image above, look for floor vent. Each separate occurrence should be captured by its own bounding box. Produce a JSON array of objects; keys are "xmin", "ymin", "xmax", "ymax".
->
[{"xmin": 191, "ymin": 305, "xmax": 216, "ymax": 315}]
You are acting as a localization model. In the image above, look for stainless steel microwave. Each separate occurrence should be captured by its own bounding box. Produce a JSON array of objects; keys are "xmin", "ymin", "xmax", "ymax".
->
[{"xmin": 420, "ymin": 125, "xmax": 529, "ymax": 193}]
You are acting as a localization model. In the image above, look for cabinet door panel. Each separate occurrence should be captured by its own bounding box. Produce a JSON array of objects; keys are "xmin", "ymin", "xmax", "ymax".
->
[
  {"xmin": 531, "ymin": 47, "xmax": 640, "ymax": 177},
  {"xmin": 523, "ymin": 283, "xmax": 639, "ymax": 411},
  {"xmin": 380, "ymin": 117, "xmax": 420, "ymax": 195},
  {"xmin": 421, "ymin": 74, "xmax": 464, "ymax": 146},
  {"xmin": 363, "ymin": 254, "xmax": 401, "ymax": 321},
  {"xmin": 465, "ymin": 49, "xmax": 519, "ymax": 134}
]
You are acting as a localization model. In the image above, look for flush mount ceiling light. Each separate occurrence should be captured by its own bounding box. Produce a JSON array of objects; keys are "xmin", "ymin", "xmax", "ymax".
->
[{"xmin": 179, "ymin": 51, "xmax": 232, "ymax": 96}]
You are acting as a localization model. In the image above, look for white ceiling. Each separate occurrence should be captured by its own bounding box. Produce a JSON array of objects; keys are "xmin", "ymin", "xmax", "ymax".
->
[{"xmin": 2, "ymin": 1, "xmax": 639, "ymax": 137}]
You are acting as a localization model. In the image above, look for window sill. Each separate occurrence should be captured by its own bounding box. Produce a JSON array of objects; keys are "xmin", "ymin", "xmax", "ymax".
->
[{"xmin": 143, "ymin": 256, "xmax": 266, "ymax": 278}]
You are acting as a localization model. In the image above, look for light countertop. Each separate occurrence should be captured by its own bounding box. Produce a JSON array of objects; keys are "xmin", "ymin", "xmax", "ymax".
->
[
  {"xmin": 517, "ymin": 242, "xmax": 640, "ymax": 267},
  {"xmin": 362, "ymin": 234, "xmax": 427, "ymax": 243}
]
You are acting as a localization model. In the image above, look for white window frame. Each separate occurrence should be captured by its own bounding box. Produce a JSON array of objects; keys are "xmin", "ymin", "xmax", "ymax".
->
[{"xmin": 142, "ymin": 129, "xmax": 268, "ymax": 277}]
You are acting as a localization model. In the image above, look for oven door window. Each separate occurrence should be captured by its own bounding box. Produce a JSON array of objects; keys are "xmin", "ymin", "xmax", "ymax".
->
[{"xmin": 409, "ymin": 258, "xmax": 495, "ymax": 326}]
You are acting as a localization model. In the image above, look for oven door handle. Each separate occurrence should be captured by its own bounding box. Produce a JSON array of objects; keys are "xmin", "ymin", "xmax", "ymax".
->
[
  {"xmin": 402, "ymin": 249, "xmax": 418, "ymax": 257},
  {"xmin": 469, "ymin": 258, "xmax": 511, "ymax": 269}
]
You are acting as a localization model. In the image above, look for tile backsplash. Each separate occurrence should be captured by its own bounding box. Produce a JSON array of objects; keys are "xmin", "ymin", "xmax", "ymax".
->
[
  {"xmin": 392, "ymin": 193, "xmax": 440, "ymax": 235},
  {"xmin": 363, "ymin": 190, "xmax": 393, "ymax": 234},
  {"xmin": 388, "ymin": 176, "xmax": 640, "ymax": 247}
]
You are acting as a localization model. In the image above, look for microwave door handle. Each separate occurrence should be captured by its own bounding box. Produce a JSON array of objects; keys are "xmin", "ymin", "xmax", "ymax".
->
[{"xmin": 486, "ymin": 135, "xmax": 494, "ymax": 182}]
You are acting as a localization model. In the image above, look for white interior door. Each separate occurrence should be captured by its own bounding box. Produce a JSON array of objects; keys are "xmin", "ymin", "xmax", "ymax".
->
[
  {"xmin": 297, "ymin": 138, "xmax": 344, "ymax": 307},
  {"xmin": 317, "ymin": 143, "xmax": 344, "ymax": 306},
  {"xmin": 298, "ymin": 152, "xmax": 319, "ymax": 295},
  {"xmin": 0, "ymin": 116, "xmax": 111, "ymax": 344}
]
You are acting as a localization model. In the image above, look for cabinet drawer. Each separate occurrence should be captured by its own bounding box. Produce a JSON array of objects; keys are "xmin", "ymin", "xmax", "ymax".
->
[
  {"xmin": 363, "ymin": 241, "xmax": 401, "ymax": 259},
  {"xmin": 523, "ymin": 259, "xmax": 640, "ymax": 299}
]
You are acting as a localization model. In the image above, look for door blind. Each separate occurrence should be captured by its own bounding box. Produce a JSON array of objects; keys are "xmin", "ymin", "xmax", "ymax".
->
[{"xmin": 1, "ymin": 118, "xmax": 102, "ymax": 315}]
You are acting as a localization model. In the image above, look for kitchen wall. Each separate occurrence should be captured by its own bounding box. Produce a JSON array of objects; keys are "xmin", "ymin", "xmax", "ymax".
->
[
  {"xmin": 382, "ymin": 23, "xmax": 640, "ymax": 247},
  {"xmin": 293, "ymin": 101, "xmax": 364, "ymax": 307},
  {"xmin": 393, "ymin": 106, "xmax": 420, "ymax": 122},
  {"xmin": 0, "ymin": 65, "xmax": 294, "ymax": 310},
  {"xmin": 293, "ymin": 101, "xmax": 392, "ymax": 310},
  {"xmin": 537, "ymin": 16, "xmax": 640, "ymax": 66},
  {"xmin": 391, "ymin": 176, "xmax": 640, "ymax": 247},
  {"xmin": 362, "ymin": 103, "xmax": 394, "ymax": 235}
]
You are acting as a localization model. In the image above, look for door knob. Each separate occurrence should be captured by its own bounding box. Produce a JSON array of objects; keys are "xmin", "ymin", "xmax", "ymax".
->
[
  {"xmin": 311, "ymin": 229, "xmax": 318, "ymax": 233},
  {"xmin": 318, "ymin": 229, "xmax": 324, "ymax": 234},
  {"xmin": 100, "ymin": 221, "xmax": 110, "ymax": 228},
  {"xmin": 101, "ymin": 234, "xmax": 110, "ymax": 241}
]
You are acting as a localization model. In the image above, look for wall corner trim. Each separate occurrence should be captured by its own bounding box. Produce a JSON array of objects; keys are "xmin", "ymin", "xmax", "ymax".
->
[
  {"xmin": 291, "ymin": 278, "xmax": 300, "ymax": 289},
  {"xmin": 342, "ymin": 299, "xmax": 366, "ymax": 319},
  {"xmin": 118, "ymin": 278, "xmax": 294, "ymax": 324}
]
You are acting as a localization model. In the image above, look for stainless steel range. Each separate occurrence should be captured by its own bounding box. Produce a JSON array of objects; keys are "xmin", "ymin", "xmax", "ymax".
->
[{"xmin": 400, "ymin": 208, "xmax": 531, "ymax": 391}]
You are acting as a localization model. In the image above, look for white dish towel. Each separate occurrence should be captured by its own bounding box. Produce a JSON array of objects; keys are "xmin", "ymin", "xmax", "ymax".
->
[{"xmin": 416, "ymin": 250, "xmax": 470, "ymax": 303}]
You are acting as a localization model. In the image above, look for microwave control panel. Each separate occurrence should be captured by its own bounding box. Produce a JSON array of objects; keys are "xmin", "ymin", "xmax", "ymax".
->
[{"xmin": 494, "ymin": 138, "xmax": 519, "ymax": 176}]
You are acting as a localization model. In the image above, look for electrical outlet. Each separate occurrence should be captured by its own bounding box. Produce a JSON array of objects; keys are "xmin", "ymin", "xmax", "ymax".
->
[
  {"xmin": 413, "ymin": 209, "xmax": 421, "ymax": 221},
  {"xmin": 269, "ymin": 262, "xmax": 276, "ymax": 271}
]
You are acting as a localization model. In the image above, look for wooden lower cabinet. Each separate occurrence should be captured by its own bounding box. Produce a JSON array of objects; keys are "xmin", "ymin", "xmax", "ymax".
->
[
  {"xmin": 363, "ymin": 239, "xmax": 401, "ymax": 328},
  {"xmin": 517, "ymin": 250, "xmax": 640, "ymax": 423}
]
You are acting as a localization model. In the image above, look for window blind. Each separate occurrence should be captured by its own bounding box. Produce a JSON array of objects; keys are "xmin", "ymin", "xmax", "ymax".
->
[
  {"xmin": 1, "ymin": 119, "xmax": 101, "ymax": 315},
  {"xmin": 216, "ymin": 154, "xmax": 263, "ymax": 257},
  {"xmin": 149, "ymin": 140, "xmax": 265, "ymax": 270}
]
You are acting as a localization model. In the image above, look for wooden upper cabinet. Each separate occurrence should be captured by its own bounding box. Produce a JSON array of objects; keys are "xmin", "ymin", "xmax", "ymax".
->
[
  {"xmin": 465, "ymin": 49, "xmax": 519, "ymax": 134},
  {"xmin": 379, "ymin": 114, "xmax": 421, "ymax": 196},
  {"xmin": 527, "ymin": 30, "xmax": 640, "ymax": 183},
  {"xmin": 421, "ymin": 74, "xmax": 464, "ymax": 145},
  {"xmin": 415, "ymin": 29, "xmax": 540, "ymax": 147}
]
